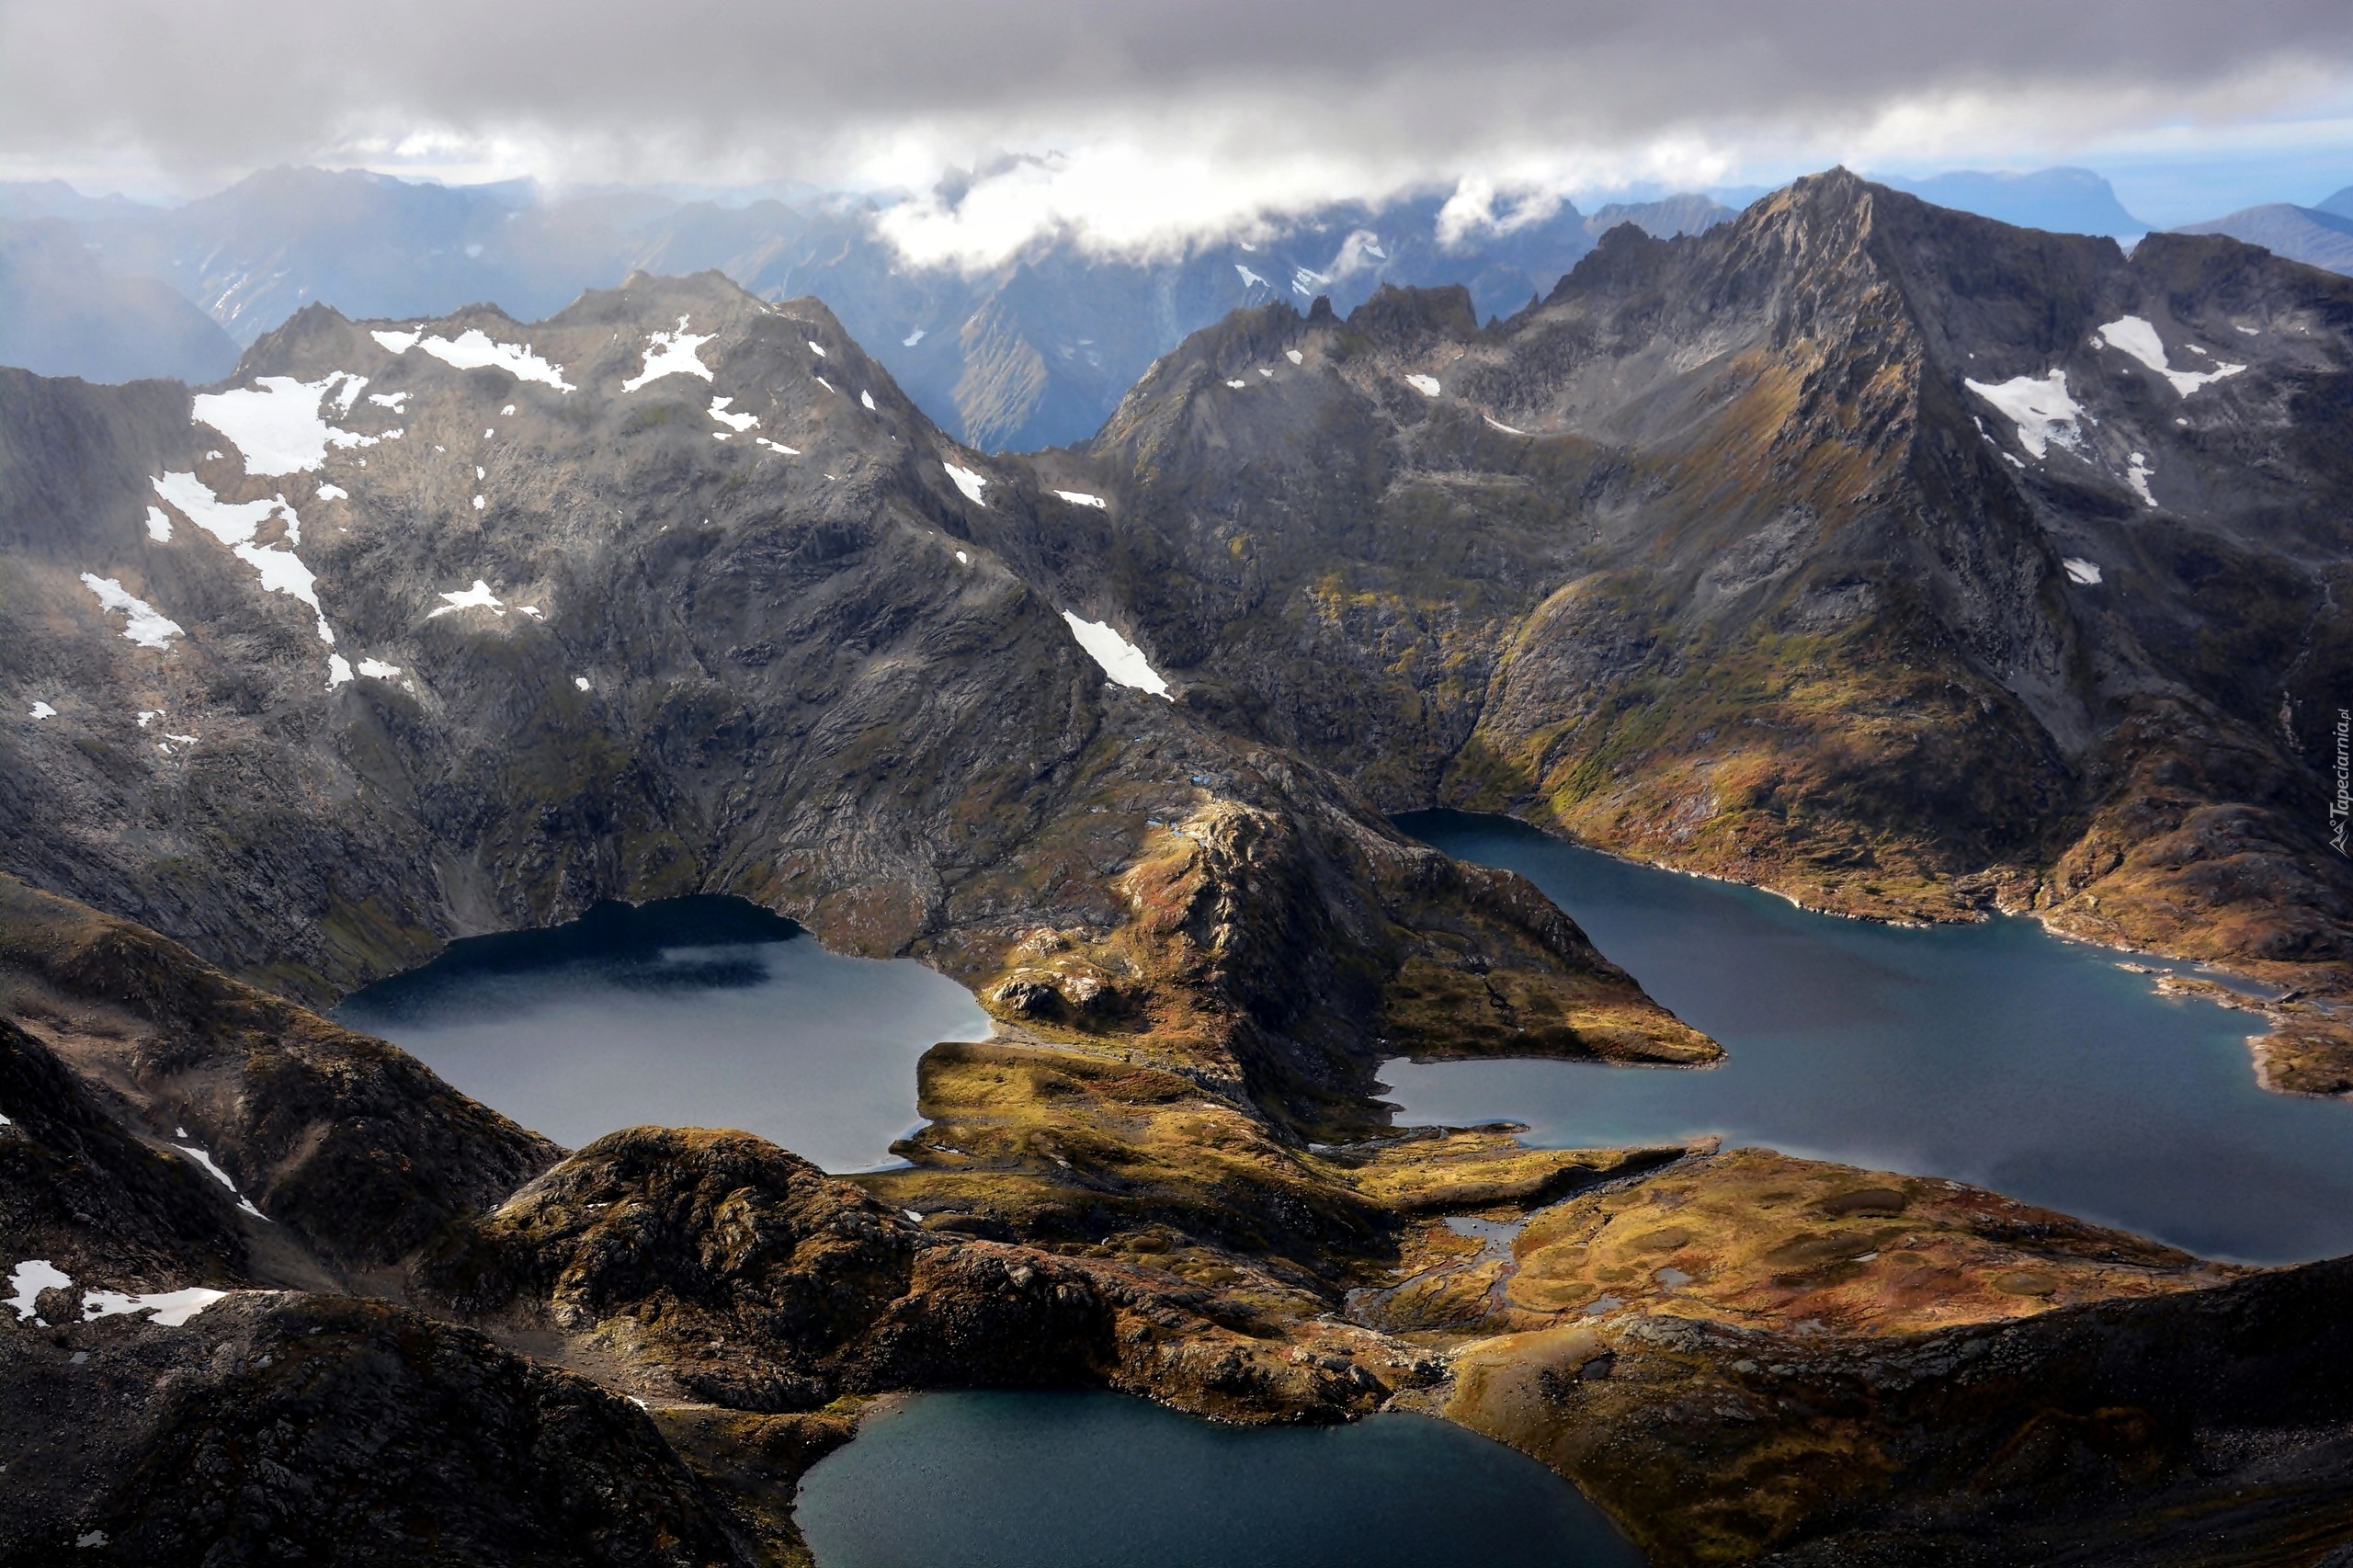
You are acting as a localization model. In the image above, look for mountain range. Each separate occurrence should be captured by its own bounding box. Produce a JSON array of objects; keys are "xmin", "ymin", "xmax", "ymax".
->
[
  {"xmin": 0, "ymin": 167, "xmax": 1738, "ymax": 452},
  {"xmin": 992, "ymin": 168, "xmax": 2353, "ymax": 1085},
  {"xmin": 5, "ymin": 169, "xmax": 2353, "ymax": 1563},
  {"xmin": 22, "ymin": 156, "xmax": 2313, "ymax": 455},
  {"xmin": 9, "ymin": 161, "xmax": 2347, "ymax": 462},
  {"xmin": 2180, "ymin": 187, "xmax": 2353, "ymax": 277}
]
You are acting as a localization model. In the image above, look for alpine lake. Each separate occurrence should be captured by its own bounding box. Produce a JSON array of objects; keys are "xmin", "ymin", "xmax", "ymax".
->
[{"xmin": 335, "ymin": 812, "xmax": 2353, "ymax": 1567}]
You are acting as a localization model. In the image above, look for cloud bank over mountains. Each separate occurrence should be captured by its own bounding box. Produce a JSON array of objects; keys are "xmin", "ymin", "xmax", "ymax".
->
[{"xmin": 4, "ymin": 0, "xmax": 2351, "ymax": 263}]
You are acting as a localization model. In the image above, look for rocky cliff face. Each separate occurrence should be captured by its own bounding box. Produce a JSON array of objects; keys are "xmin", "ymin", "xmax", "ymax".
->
[
  {"xmin": 1029, "ymin": 169, "xmax": 2353, "ymax": 1081},
  {"xmin": 0, "ymin": 872, "xmax": 558, "ymax": 1274}
]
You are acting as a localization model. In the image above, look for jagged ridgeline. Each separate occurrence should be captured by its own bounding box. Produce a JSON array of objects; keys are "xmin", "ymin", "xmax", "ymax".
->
[
  {"xmin": 4, "ymin": 171, "xmax": 2353, "ymax": 1564},
  {"xmin": 1007, "ymin": 168, "xmax": 2353, "ymax": 1085}
]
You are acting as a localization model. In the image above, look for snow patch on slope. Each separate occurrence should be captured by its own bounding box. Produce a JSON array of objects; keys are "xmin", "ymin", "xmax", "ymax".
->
[
  {"xmin": 2095, "ymin": 316, "xmax": 2245, "ymax": 396},
  {"xmin": 622, "ymin": 319, "xmax": 717, "ymax": 392},
  {"xmin": 152, "ymin": 473, "xmax": 336, "ymax": 647},
  {"xmin": 1062, "ymin": 611, "xmax": 1170, "ymax": 698},
  {"xmin": 193, "ymin": 374, "xmax": 377, "ymax": 475},
  {"xmin": 81, "ymin": 574, "xmax": 183, "ymax": 649},
  {"xmin": 81, "ymin": 1287, "xmax": 227, "ymax": 1327},
  {"xmin": 427, "ymin": 580, "xmax": 505, "ymax": 618},
  {"xmin": 376, "ymin": 327, "xmax": 573, "ymax": 391},
  {"xmin": 6, "ymin": 1259, "xmax": 72, "ymax": 1319},
  {"xmin": 1964, "ymin": 370, "xmax": 2084, "ymax": 459},
  {"xmin": 175, "ymin": 1142, "xmax": 266, "ymax": 1218},
  {"xmin": 943, "ymin": 462, "xmax": 989, "ymax": 505}
]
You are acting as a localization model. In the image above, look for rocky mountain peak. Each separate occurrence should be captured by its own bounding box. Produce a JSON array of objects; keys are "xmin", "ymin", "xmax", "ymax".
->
[
  {"xmin": 1342, "ymin": 282, "xmax": 1478, "ymax": 347},
  {"xmin": 1045, "ymin": 180, "xmax": 2353, "ymax": 1004},
  {"xmin": 1546, "ymin": 220, "xmax": 1673, "ymax": 300}
]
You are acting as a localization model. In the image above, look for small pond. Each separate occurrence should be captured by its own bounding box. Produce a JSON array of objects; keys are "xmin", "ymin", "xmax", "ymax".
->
[
  {"xmin": 795, "ymin": 1389, "xmax": 1642, "ymax": 1568},
  {"xmin": 1384, "ymin": 811, "xmax": 2353, "ymax": 1265},
  {"xmin": 335, "ymin": 895, "xmax": 990, "ymax": 1171}
]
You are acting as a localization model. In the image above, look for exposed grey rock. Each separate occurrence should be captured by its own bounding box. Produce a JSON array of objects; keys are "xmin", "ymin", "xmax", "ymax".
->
[{"xmin": 0, "ymin": 1292, "xmax": 753, "ymax": 1567}]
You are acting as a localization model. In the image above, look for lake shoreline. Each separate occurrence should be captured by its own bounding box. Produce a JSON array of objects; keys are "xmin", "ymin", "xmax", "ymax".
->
[
  {"xmin": 1389, "ymin": 809, "xmax": 2353, "ymax": 1266},
  {"xmin": 1404, "ymin": 805, "xmax": 2353, "ymax": 1104}
]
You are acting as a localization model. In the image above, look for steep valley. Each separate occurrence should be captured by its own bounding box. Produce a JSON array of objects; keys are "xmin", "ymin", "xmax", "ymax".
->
[{"xmin": 6, "ymin": 175, "xmax": 2353, "ymax": 1565}]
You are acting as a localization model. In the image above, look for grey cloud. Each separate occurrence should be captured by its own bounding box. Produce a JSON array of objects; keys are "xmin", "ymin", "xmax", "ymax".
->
[{"xmin": 5, "ymin": 1, "xmax": 2349, "ymax": 198}]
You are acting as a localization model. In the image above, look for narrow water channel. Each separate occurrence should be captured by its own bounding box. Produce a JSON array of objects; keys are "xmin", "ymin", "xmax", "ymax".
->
[
  {"xmin": 335, "ymin": 895, "xmax": 991, "ymax": 1171},
  {"xmin": 1386, "ymin": 810, "xmax": 2353, "ymax": 1264}
]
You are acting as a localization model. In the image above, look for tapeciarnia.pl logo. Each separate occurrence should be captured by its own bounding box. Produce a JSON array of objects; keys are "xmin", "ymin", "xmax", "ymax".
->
[{"xmin": 2334, "ymin": 707, "xmax": 2350, "ymax": 856}]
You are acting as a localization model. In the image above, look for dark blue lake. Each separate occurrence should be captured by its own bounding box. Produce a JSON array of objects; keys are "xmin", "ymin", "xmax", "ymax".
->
[
  {"xmin": 796, "ymin": 1390, "xmax": 1641, "ymax": 1568},
  {"xmin": 335, "ymin": 895, "xmax": 991, "ymax": 1172},
  {"xmin": 1385, "ymin": 811, "xmax": 2353, "ymax": 1264}
]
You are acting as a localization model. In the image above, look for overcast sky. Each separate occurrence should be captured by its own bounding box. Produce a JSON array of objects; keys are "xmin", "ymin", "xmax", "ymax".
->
[{"xmin": 4, "ymin": 0, "xmax": 2349, "ymax": 252}]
